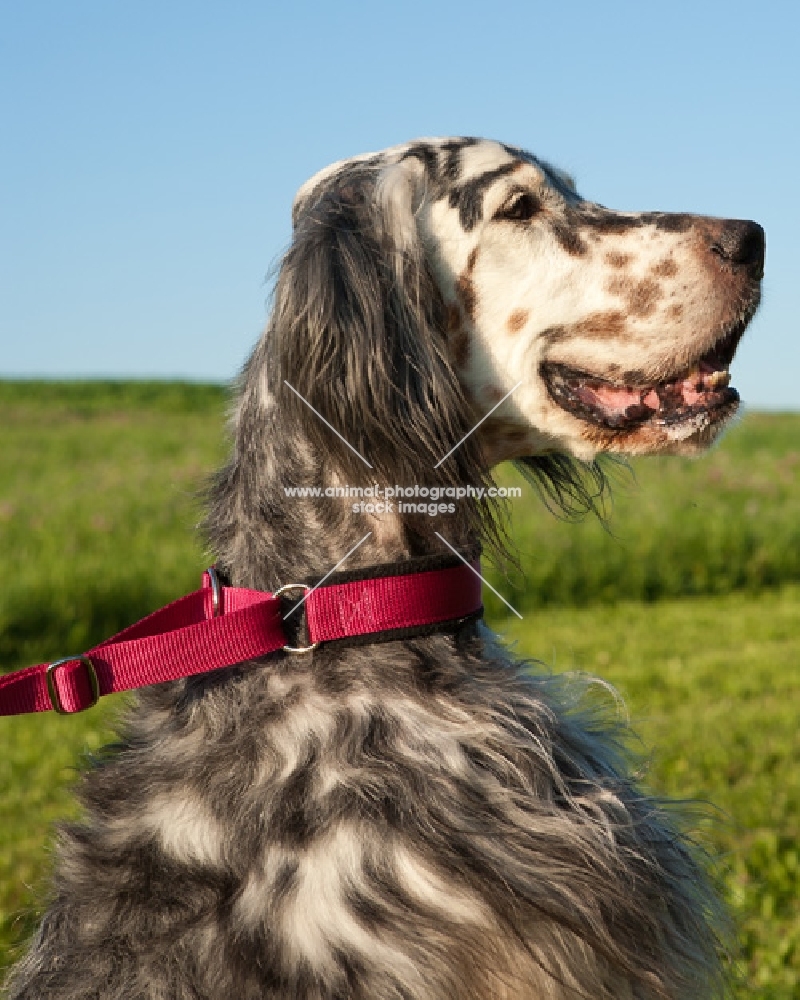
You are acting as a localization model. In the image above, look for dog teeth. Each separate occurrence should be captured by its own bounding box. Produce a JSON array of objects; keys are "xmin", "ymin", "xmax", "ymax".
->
[{"xmin": 706, "ymin": 369, "xmax": 731, "ymax": 389}]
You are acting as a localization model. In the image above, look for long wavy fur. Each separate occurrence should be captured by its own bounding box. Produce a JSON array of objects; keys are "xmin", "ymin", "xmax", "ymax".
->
[{"xmin": 7, "ymin": 146, "xmax": 728, "ymax": 1000}]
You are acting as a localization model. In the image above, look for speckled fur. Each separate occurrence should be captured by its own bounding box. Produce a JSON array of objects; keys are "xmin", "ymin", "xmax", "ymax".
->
[{"xmin": 6, "ymin": 138, "xmax": 749, "ymax": 1000}]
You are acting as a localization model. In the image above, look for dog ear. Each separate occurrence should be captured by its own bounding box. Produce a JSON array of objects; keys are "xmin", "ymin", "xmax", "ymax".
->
[{"xmin": 272, "ymin": 157, "xmax": 485, "ymax": 488}]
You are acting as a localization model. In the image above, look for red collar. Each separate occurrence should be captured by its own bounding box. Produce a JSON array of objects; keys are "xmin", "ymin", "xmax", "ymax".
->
[{"xmin": 0, "ymin": 556, "xmax": 483, "ymax": 716}]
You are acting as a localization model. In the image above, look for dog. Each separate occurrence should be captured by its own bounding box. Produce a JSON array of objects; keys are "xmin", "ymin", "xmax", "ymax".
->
[{"xmin": 7, "ymin": 137, "xmax": 763, "ymax": 999}]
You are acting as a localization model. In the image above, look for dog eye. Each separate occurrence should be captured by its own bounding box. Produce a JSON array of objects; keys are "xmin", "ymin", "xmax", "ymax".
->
[{"xmin": 496, "ymin": 192, "xmax": 541, "ymax": 222}]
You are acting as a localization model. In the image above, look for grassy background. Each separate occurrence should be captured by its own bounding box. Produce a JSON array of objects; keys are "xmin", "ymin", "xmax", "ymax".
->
[
  {"xmin": 484, "ymin": 412, "xmax": 800, "ymax": 613},
  {"xmin": 0, "ymin": 381, "xmax": 798, "ymax": 996}
]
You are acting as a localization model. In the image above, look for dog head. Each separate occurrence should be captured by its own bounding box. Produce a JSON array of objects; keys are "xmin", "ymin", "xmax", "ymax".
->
[{"xmin": 289, "ymin": 138, "xmax": 763, "ymax": 472}]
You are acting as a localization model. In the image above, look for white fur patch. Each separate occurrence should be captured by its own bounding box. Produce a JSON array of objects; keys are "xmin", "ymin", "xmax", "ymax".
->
[
  {"xmin": 391, "ymin": 843, "xmax": 488, "ymax": 924},
  {"xmin": 140, "ymin": 793, "xmax": 224, "ymax": 865},
  {"xmin": 281, "ymin": 825, "xmax": 423, "ymax": 985},
  {"xmin": 457, "ymin": 142, "xmax": 516, "ymax": 182}
]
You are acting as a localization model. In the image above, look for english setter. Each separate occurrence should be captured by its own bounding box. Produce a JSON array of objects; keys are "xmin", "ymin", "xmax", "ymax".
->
[{"xmin": 8, "ymin": 138, "xmax": 764, "ymax": 1000}]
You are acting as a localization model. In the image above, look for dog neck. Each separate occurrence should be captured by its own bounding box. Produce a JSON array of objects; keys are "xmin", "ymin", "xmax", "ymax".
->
[{"xmin": 204, "ymin": 381, "xmax": 488, "ymax": 593}]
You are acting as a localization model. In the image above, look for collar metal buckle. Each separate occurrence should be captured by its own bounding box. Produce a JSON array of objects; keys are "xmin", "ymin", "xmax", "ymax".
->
[
  {"xmin": 206, "ymin": 566, "xmax": 223, "ymax": 617},
  {"xmin": 46, "ymin": 655, "xmax": 100, "ymax": 714},
  {"xmin": 273, "ymin": 584, "xmax": 319, "ymax": 654}
]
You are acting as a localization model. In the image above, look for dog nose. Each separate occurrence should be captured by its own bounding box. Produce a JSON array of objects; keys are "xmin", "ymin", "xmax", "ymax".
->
[{"xmin": 711, "ymin": 220, "xmax": 765, "ymax": 276}]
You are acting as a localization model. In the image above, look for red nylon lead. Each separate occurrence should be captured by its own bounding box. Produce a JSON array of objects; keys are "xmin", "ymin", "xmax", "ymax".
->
[{"xmin": 0, "ymin": 561, "xmax": 483, "ymax": 716}]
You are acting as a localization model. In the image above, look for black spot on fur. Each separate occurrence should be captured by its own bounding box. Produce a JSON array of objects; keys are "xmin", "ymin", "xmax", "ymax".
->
[
  {"xmin": 448, "ymin": 162, "xmax": 519, "ymax": 231},
  {"xmin": 576, "ymin": 207, "xmax": 644, "ymax": 235},
  {"xmin": 576, "ymin": 208, "xmax": 695, "ymax": 237},
  {"xmin": 361, "ymin": 708, "xmax": 396, "ymax": 757},
  {"xmin": 346, "ymin": 890, "xmax": 393, "ymax": 932},
  {"xmin": 272, "ymin": 746, "xmax": 322, "ymax": 847},
  {"xmin": 551, "ymin": 220, "xmax": 589, "ymax": 256},
  {"xmin": 402, "ymin": 143, "xmax": 439, "ymax": 182},
  {"xmin": 642, "ymin": 212, "xmax": 694, "ymax": 233},
  {"xmin": 440, "ymin": 137, "xmax": 479, "ymax": 182}
]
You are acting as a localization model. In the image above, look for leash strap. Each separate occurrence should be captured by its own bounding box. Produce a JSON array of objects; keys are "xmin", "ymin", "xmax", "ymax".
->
[{"xmin": 0, "ymin": 561, "xmax": 482, "ymax": 716}]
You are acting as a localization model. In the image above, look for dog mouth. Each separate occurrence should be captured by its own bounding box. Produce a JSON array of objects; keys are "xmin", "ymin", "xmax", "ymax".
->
[{"xmin": 541, "ymin": 323, "xmax": 746, "ymax": 432}]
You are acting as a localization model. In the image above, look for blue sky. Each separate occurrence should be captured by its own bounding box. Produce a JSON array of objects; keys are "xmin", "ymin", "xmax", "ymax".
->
[{"xmin": 2, "ymin": 0, "xmax": 798, "ymax": 408}]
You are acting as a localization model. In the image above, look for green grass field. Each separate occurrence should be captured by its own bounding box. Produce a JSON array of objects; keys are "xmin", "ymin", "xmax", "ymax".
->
[{"xmin": 1, "ymin": 381, "xmax": 798, "ymax": 996}]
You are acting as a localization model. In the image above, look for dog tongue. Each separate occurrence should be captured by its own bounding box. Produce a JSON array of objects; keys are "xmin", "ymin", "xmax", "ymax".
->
[
  {"xmin": 575, "ymin": 369, "xmax": 729, "ymax": 424},
  {"xmin": 577, "ymin": 384, "xmax": 641, "ymax": 414},
  {"xmin": 641, "ymin": 389, "xmax": 660, "ymax": 408}
]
